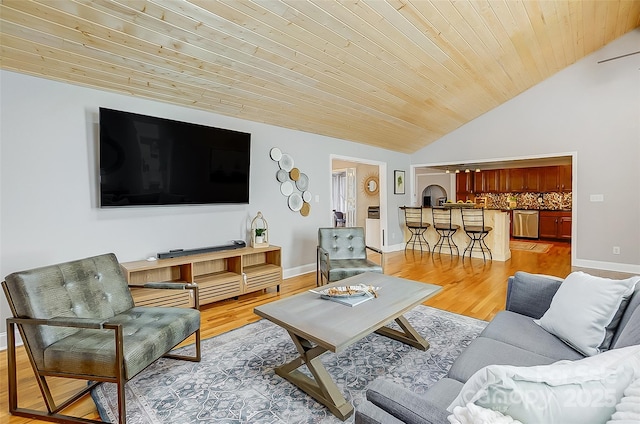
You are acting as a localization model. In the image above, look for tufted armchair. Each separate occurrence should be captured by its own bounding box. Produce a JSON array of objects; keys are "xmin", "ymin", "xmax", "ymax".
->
[
  {"xmin": 317, "ymin": 227, "xmax": 384, "ymax": 286},
  {"xmin": 2, "ymin": 253, "xmax": 201, "ymax": 424}
]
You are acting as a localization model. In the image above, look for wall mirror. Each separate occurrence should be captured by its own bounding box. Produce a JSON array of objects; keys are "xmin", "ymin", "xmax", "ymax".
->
[{"xmin": 364, "ymin": 176, "xmax": 379, "ymax": 196}]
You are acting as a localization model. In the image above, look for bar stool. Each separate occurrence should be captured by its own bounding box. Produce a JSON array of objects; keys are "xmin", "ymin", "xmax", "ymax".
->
[
  {"xmin": 432, "ymin": 207, "xmax": 459, "ymax": 255},
  {"xmin": 460, "ymin": 207, "xmax": 492, "ymax": 262},
  {"xmin": 403, "ymin": 207, "xmax": 430, "ymax": 253}
]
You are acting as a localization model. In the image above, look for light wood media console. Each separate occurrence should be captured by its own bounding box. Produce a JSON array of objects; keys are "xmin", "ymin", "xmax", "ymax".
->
[{"xmin": 120, "ymin": 245, "xmax": 282, "ymax": 307}]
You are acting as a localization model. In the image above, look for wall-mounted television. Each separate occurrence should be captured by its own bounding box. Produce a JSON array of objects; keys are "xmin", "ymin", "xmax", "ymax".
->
[{"xmin": 99, "ymin": 108, "xmax": 251, "ymax": 207}]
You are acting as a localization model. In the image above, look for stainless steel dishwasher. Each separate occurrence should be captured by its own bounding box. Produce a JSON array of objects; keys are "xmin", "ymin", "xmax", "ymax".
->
[{"xmin": 513, "ymin": 210, "xmax": 539, "ymax": 239}]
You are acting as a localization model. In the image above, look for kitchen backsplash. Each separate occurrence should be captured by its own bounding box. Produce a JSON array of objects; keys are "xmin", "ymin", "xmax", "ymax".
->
[{"xmin": 482, "ymin": 192, "xmax": 572, "ymax": 210}]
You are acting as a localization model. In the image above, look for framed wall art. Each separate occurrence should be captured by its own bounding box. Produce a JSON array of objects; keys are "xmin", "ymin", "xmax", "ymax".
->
[{"xmin": 394, "ymin": 170, "xmax": 405, "ymax": 195}]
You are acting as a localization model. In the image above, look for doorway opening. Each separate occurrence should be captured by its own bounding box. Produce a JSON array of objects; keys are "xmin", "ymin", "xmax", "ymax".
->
[
  {"xmin": 422, "ymin": 184, "xmax": 447, "ymax": 207},
  {"xmin": 330, "ymin": 156, "xmax": 386, "ymax": 250}
]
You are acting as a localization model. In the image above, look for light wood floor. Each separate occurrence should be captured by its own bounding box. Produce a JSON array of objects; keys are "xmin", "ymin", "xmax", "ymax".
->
[{"xmin": 0, "ymin": 241, "xmax": 580, "ymax": 423}]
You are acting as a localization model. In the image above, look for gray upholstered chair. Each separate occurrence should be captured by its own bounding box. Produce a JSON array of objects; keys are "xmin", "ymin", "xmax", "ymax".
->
[
  {"xmin": 2, "ymin": 253, "xmax": 201, "ymax": 424},
  {"xmin": 317, "ymin": 227, "xmax": 383, "ymax": 286}
]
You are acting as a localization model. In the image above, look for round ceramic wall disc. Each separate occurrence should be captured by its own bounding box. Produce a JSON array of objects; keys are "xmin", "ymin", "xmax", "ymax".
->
[
  {"xmin": 278, "ymin": 154, "xmax": 294, "ymax": 172},
  {"xmin": 280, "ymin": 181, "xmax": 294, "ymax": 196},
  {"xmin": 300, "ymin": 202, "xmax": 310, "ymax": 216},
  {"xmin": 302, "ymin": 191, "xmax": 312, "ymax": 202},
  {"xmin": 296, "ymin": 173, "xmax": 309, "ymax": 191},
  {"xmin": 270, "ymin": 147, "xmax": 282, "ymax": 161},
  {"xmin": 289, "ymin": 168, "xmax": 300, "ymax": 181},
  {"xmin": 276, "ymin": 169, "xmax": 289, "ymax": 182},
  {"xmin": 288, "ymin": 193, "xmax": 303, "ymax": 211}
]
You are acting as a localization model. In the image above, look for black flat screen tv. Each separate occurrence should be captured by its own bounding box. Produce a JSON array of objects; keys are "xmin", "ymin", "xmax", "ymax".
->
[{"xmin": 99, "ymin": 108, "xmax": 251, "ymax": 207}]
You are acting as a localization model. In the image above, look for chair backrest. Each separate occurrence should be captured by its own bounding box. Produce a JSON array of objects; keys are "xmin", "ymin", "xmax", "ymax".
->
[
  {"xmin": 403, "ymin": 207, "xmax": 426, "ymax": 228},
  {"xmin": 318, "ymin": 227, "xmax": 368, "ymax": 260},
  {"xmin": 432, "ymin": 207, "xmax": 454, "ymax": 229},
  {"xmin": 461, "ymin": 207, "xmax": 487, "ymax": 230},
  {"xmin": 2, "ymin": 253, "xmax": 134, "ymax": 366}
]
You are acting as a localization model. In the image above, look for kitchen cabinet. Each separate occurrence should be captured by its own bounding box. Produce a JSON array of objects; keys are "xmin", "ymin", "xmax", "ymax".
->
[
  {"xmin": 507, "ymin": 167, "xmax": 541, "ymax": 192},
  {"xmin": 558, "ymin": 165, "xmax": 572, "ymax": 192},
  {"xmin": 456, "ymin": 172, "xmax": 474, "ymax": 200},
  {"xmin": 539, "ymin": 211, "xmax": 571, "ymax": 240},
  {"xmin": 458, "ymin": 164, "xmax": 571, "ymax": 196},
  {"xmin": 474, "ymin": 169, "xmax": 502, "ymax": 193},
  {"xmin": 497, "ymin": 169, "xmax": 509, "ymax": 192},
  {"xmin": 540, "ymin": 167, "xmax": 559, "ymax": 192},
  {"xmin": 473, "ymin": 172, "xmax": 484, "ymax": 193},
  {"xmin": 526, "ymin": 167, "xmax": 541, "ymax": 191},
  {"xmin": 539, "ymin": 166, "xmax": 572, "ymax": 192},
  {"xmin": 507, "ymin": 168, "xmax": 526, "ymax": 192}
]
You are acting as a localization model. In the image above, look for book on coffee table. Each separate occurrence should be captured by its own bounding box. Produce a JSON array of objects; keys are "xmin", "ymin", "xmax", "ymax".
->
[{"xmin": 320, "ymin": 291, "xmax": 374, "ymax": 307}]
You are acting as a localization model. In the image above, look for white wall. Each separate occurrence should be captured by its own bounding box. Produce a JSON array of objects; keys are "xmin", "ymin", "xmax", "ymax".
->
[
  {"xmin": 412, "ymin": 29, "xmax": 640, "ymax": 273},
  {"xmin": 0, "ymin": 70, "xmax": 411, "ymax": 340}
]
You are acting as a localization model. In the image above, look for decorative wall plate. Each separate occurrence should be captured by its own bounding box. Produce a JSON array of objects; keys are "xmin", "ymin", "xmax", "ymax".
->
[
  {"xmin": 288, "ymin": 193, "xmax": 303, "ymax": 211},
  {"xmin": 300, "ymin": 202, "xmax": 310, "ymax": 216},
  {"xmin": 289, "ymin": 167, "xmax": 300, "ymax": 181},
  {"xmin": 279, "ymin": 154, "xmax": 294, "ymax": 172},
  {"xmin": 270, "ymin": 147, "xmax": 282, "ymax": 161},
  {"xmin": 280, "ymin": 181, "xmax": 294, "ymax": 196},
  {"xmin": 270, "ymin": 147, "xmax": 311, "ymax": 217},
  {"xmin": 296, "ymin": 173, "xmax": 309, "ymax": 191},
  {"xmin": 276, "ymin": 169, "xmax": 289, "ymax": 182}
]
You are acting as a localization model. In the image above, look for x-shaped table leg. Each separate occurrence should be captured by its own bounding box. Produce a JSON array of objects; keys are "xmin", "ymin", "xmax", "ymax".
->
[
  {"xmin": 275, "ymin": 331, "xmax": 354, "ymax": 420},
  {"xmin": 275, "ymin": 315, "xmax": 429, "ymax": 420},
  {"xmin": 374, "ymin": 315, "xmax": 430, "ymax": 350}
]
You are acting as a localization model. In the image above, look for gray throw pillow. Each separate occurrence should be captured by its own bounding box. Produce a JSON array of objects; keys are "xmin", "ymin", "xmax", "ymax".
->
[{"xmin": 506, "ymin": 271, "xmax": 563, "ymax": 319}]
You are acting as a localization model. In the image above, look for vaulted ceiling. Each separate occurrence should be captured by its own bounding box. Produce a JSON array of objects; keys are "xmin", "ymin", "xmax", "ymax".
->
[{"xmin": 2, "ymin": 1, "xmax": 639, "ymax": 153}]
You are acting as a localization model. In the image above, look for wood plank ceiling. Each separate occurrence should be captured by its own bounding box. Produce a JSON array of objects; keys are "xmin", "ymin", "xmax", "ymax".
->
[{"xmin": 1, "ymin": 1, "xmax": 639, "ymax": 153}]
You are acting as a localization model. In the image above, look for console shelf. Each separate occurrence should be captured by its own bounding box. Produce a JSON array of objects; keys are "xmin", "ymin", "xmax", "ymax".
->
[{"xmin": 120, "ymin": 245, "xmax": 282, "ymax": 307}]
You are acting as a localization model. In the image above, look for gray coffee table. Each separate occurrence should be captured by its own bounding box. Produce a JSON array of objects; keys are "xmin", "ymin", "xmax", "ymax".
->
[{"xmin": 253, "ymin": 272, "xmax": 441, "ymax": 420}]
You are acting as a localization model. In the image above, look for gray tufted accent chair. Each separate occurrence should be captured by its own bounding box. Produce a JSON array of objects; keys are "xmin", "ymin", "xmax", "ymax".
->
[
  {"xmin": 2, "ymin": 253, "xmax": 201, "ymax": 424},
  {"xmin": 317, "ymin": 227, "xmax": 384, "ymax": 286}
]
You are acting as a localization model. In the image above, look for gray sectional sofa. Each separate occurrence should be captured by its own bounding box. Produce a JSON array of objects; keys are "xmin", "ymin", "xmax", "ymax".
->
[{"xmin": 356, "ymin": 271, "xmax": 640, "ymax": 424}]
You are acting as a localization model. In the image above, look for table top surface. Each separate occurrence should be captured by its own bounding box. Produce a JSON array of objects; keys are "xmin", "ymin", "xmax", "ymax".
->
[{"xmin": 254, "ymin": 272, "xmax": 441, "ymax": 353}]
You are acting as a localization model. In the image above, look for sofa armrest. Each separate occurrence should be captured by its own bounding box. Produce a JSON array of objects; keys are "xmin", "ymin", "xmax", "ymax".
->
[
  {"xmin": 355, "ymin": 401, "xmax": 406, "ymax": 424},
  {"xmin": 505, "ymin": 271, "xmax": 563, "ymax": 319},
  {"xmin": 364, "ymin": 379, "xmax": 450, "ymax": 424}
]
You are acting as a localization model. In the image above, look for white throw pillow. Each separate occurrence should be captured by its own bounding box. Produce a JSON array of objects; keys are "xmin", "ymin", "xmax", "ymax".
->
[
  {"xmin": 448, "ymin": 345, "xmax": 640, "ymax": 424},
  {"xmin": 534, "ymin": 271, "xmax": 639, "ymax": 356}
]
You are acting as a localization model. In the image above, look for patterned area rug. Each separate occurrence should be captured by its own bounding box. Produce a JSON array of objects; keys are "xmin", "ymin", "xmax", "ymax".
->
[
  {"xmin": 91, "ymin": 305, "xmax": 486, "ymax": 423},
  {"xmin": 510, "ymin": 240, "xmax": 553, "ymax": 253}
]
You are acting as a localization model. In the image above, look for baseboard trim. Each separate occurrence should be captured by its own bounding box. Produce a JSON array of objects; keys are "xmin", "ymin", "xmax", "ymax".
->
[
  {"xmin": 0, "ymin": 331, "xmax": 23, "ymax": 351},
  {"xmin": 573, "ymin": 259, "xmax": 640, "ymax": 275},
  {"xmin": 383, "ymin": 243, "xmax": 406, "ymax": 253},
  {"xmin": 283, "ymin": 264, "xmax": 315, "ymax": 279}
]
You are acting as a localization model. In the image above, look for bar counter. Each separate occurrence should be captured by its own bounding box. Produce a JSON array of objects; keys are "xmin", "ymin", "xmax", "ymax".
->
[{"xmin": 401, "ymin": 207, "xmax": 511, "ymax": 261}]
